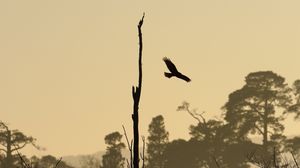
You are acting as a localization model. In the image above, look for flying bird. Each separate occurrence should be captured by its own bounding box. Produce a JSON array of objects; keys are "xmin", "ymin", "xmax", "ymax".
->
[{"xmin": 163, "ymin": 57, "xmax": 191, "ymax": 82}]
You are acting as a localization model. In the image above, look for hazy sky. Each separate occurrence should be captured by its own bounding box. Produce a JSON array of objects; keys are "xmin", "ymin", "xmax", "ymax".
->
[{"xmin": 1, "ymin": 0, "xmax": 300, "ymax": 157}]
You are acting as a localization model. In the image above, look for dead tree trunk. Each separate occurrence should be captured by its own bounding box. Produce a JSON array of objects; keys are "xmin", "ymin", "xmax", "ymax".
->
[{"xmin": 132, "ymin": 14, "xmax": 145, "ymax": 168}]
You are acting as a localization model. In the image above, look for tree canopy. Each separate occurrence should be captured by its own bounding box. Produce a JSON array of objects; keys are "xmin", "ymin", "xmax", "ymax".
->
[{"xmin": 223, "ymin": 71, "xmax": 292, "ymax": 151}]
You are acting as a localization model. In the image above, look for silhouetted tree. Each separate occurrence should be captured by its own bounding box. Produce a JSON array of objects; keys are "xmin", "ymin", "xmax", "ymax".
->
[
  {"xmin": 223, "ymin": 71, "xmax": 293, "ymax": 161},
  {"xmin": 146, "ymin": 115, "xmax": 169, "ymax": 168},
  {"xmin": 222, "ymin": 141, "xmax": 262, "ymax": 168},
  {"xmin": 131, "ymin": 14, "xmax": 145, "ymax": 168},
  {"xmin": 39, "ymin": 155, "xmax": 57, "ymax": 168},
  {"xmin": 177, "ymin": 102, "xmax": 227, "ymax": 167},
  {"xmin": 24, "ymin": 155, "xmax": 73, "ymax": 168},
  {"xmin": 163, "ymin": 139, "xmax": 210, "ymax": 168},
  {"xmin": 178, "ymin": 102, "xmax": 267, "ymax": 168},
  {"xmin": 284, "ymin": 79, "xmax": 300, "ymax": 162},
  {"xmin": 293, "ymin": 80, "xmax": 300, "ymax": 101},
  {"xmin": 100, "ymin": 131, "xmax": 125, "ymax": 168},
  {"xmin": 0, "ymin": 121, "xmax": 40, "ymax": 168},
  {"xmin": 80, "ymin": 155, "xmax": 100, "ymax": 168},
  {"xmin": 288, "ymin": 79, "xmax": 300, "ymax": 119},
  {"xmin": 179, "ymin": 102, "xmax": 230, "ymax": 143},
  {"xmin": 29, "ymin": 156, "xmax": 40, "ymax": 168},
  {"xmin": 284, "ymin": 136, "xmax": 300, "ymax": 159}
]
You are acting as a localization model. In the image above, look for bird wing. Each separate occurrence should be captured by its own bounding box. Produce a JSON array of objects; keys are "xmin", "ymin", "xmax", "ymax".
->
[
  {"xmin": 163, "ymin": 57, "xmax": 178, "ymax": 73},
  {"xmin": 178, "ymin": 73, "xmax": 191, "ymax": 82}
]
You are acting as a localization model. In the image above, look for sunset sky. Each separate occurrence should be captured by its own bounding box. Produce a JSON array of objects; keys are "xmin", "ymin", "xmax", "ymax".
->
[{"xmin": 1, "ymin": 0, "xmax": 300, "ymax": 157}]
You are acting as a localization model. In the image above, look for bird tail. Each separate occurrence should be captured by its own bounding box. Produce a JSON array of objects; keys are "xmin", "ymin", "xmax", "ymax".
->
[{"xmin": 164, "ymin": 72, "xmax": 173, "ymax": 78}]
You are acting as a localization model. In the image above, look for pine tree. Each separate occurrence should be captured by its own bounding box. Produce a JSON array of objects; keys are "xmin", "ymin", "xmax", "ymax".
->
[
  {"xmin": 223, "ymin": 71, "xmax": 293, "ymax": 163},
  {"xmin": 100, "ymin": 131, "xmax": 125, "ymax": 168},
  {"xmin": 146, "ymin": 115, "xmax": 169, "ymax": 168}
]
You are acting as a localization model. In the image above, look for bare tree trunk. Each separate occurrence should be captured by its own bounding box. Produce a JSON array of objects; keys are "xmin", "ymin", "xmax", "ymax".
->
[{"xmin": 132, "ymin": 14, "xmax": 145, "ymax": 168}]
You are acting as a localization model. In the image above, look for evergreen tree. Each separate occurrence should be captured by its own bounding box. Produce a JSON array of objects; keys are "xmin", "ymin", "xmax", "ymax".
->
[
  {"xmin": 178, "ymin": 102, "xmax": 253, "ymax": 168},
  {"xmin": 80, "ymin": 155, "xmax": 100, "ymax": 168},
  {"xmin": 25, "ymin": 155, "xmax": 74, "ymax": 168},
  {"xmin": 146, "ymin": 115, "xmax": 169, "ymax": 168},
  {"xmin": 100, "ymin": 131, "xmax": 125, "ymax": 168},
  {"xmin": 0, "ymin": 121, "xmax": 40, "ymax": 168},
  {"xmin": 288, "ymin": 79, "xmax": 300, "ymax": 119},
  {"xmin": 223, "ymin": 71, "xmax": 292, "ymax": 160}
]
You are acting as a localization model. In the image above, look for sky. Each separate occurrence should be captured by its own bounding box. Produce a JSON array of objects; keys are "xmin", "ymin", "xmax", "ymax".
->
[{"xmin": 0, "ymin": 0, "xmax": 300, "ymax": 157}]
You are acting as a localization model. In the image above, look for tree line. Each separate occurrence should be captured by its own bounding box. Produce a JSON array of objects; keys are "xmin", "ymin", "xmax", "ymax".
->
[
  {"xmin": 1, "ymin": 70, "xmax": 300, "ymax": 168},
  {"xmin": 100, "ymin": 71, "xmax": 300, "ymax": 168}
]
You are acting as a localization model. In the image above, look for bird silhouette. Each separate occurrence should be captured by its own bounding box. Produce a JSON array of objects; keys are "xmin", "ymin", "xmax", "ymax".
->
[{"xmin": 163, "ymin": 57, "xmax": 191, "ymax": 82}]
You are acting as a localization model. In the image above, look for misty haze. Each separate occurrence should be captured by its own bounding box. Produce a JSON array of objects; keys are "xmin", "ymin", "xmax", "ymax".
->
[{"xmin": 1, "ymin": 0, "xmax": 300, "ymax": 168}]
